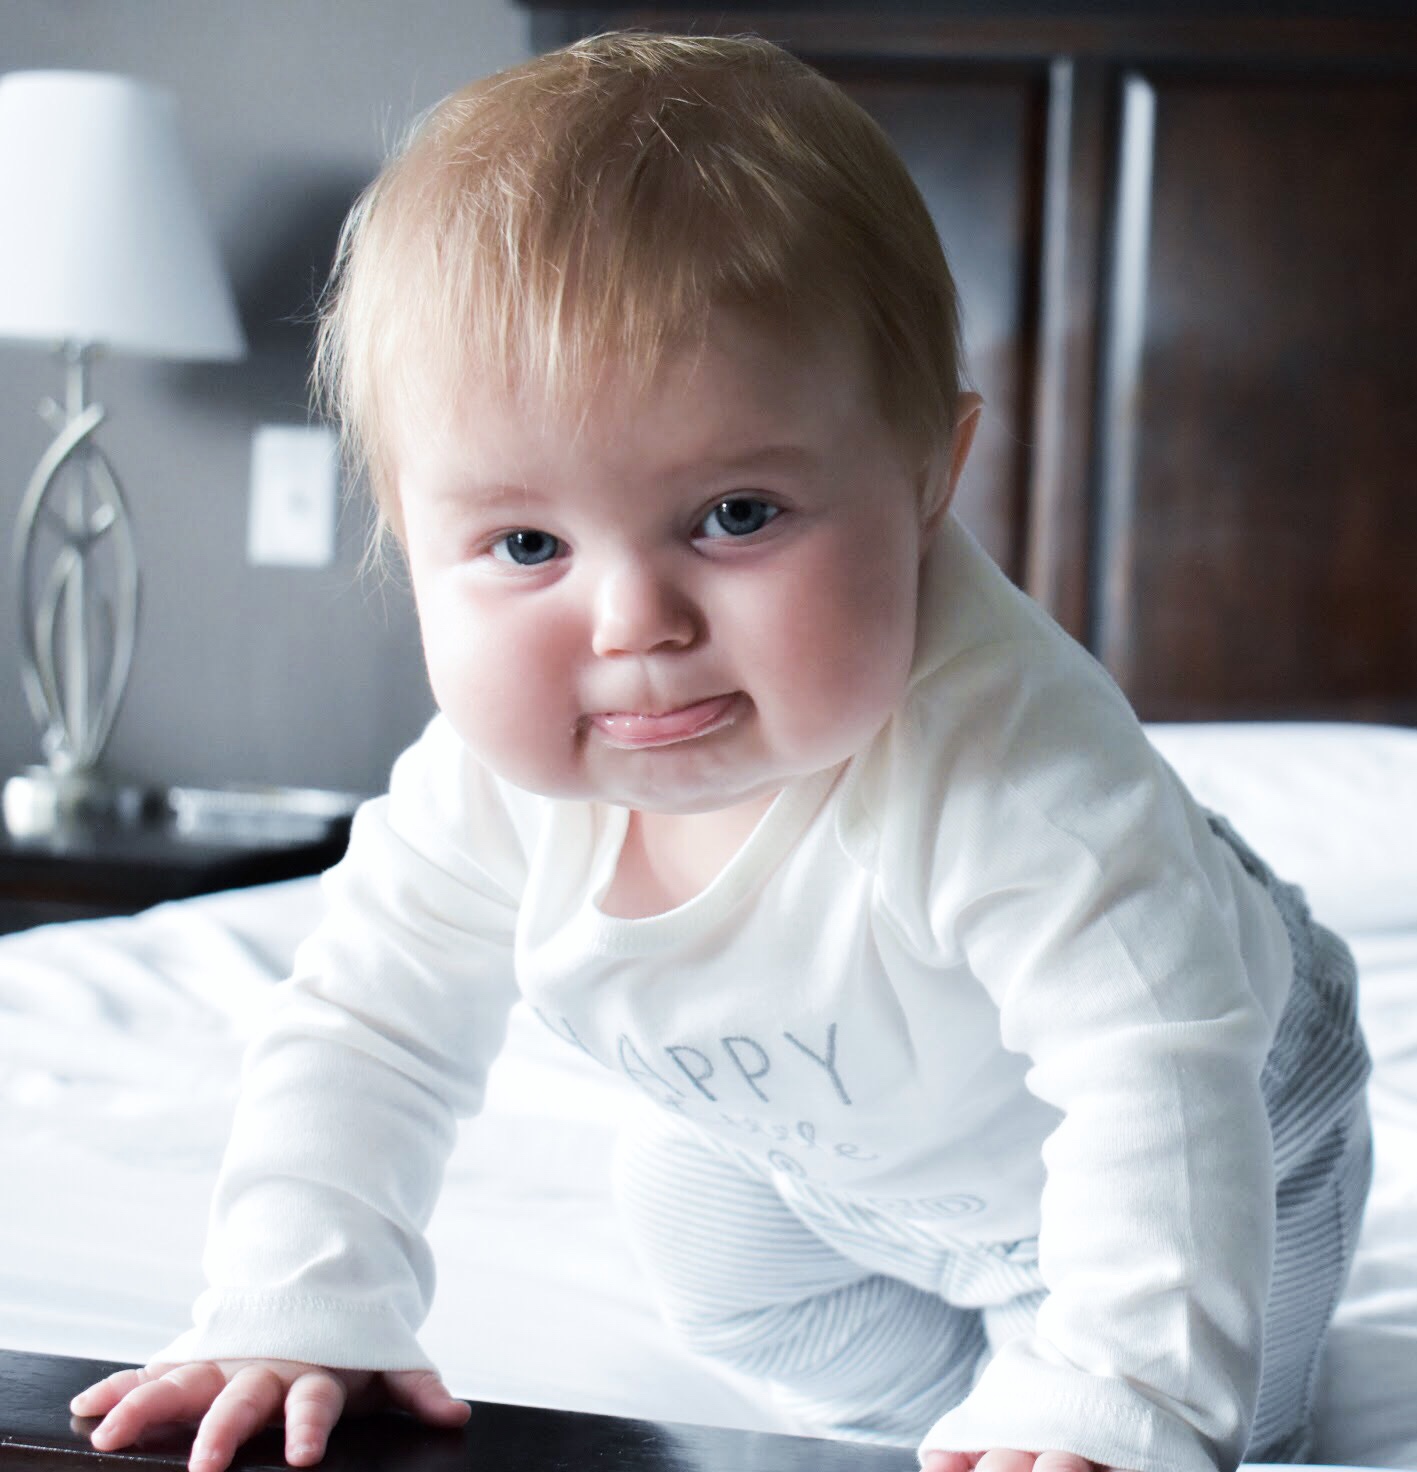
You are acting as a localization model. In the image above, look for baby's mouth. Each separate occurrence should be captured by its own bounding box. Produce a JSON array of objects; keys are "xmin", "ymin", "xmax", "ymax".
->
[{"xmin": 588, "ymin": 694, "xmax": 741, "ymax": 749}]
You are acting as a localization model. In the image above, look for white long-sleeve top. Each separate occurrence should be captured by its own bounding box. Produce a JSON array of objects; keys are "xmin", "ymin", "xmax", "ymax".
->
[{"xmin": 162, "ymin": 519, "xmax": 1297, "ymax": 1472}]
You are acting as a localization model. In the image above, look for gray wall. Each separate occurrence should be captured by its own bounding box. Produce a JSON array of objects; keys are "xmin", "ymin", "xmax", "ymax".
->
[{"xmin": 0, "ymin": 0, "xmax": 533, "ymax": 795}]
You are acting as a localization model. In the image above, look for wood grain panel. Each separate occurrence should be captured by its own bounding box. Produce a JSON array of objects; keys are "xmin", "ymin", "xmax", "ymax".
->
[
  {"xmin": 1097, "ymin": 67, "xmax": 1417, "ymax": 721},
  {"xmin": 1024, "ymin": 58, "xmax": 1109, "ymax": 641}
]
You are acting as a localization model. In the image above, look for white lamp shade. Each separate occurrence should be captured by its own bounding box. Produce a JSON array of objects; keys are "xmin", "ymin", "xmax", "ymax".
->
[{"xmin": 0, "ymin": 70, "xmax": 245, "ymax": 360}]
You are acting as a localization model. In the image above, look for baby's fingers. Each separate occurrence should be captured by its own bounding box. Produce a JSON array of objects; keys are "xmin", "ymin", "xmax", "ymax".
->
[
  {"xmin": 282, "ymin": 1371, "xmax": 350, "ymax": 1468},
  {"xmin": 70, "ymin": 1363, "xmax": 170, "ymax": 1418},
  {"xmin": 89, "ymin": 1363, "xmax": 228, "ymax": 1452},
  {"xmin": 383, "ymin": 1369, "xmax": 471, "ymax": 1428},
  {"xmin": 186, "ymin": 1365, "xmax": 290, "ymax": 1471}
]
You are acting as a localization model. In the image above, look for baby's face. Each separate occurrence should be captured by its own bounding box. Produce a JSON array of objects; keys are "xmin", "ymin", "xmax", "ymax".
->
[{"xmin": 395, "ymin": 309, "xmax": 935, "ymax": 816}]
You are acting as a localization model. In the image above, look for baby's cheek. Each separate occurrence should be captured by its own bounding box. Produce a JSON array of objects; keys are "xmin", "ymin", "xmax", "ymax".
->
[
  {"xmin": 445, "ymin": 660, "xmax": 585, "ymax": 795},
  {"xmin": 779, "ymin": 601, "xmax": 913, "ymax": 738}
]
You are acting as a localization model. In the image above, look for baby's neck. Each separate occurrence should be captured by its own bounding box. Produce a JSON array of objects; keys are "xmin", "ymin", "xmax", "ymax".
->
[{"xmin": 599, "ymin": 794, "xmax": 778, "ymax": 919}]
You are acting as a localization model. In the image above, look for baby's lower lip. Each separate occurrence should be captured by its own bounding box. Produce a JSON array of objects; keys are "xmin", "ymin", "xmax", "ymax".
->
[{"xmin": 589, "ymin": 695, "xmax": 740, "ymax": 749}]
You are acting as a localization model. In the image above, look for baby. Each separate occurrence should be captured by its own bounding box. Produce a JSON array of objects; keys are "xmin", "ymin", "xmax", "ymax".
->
[{"xmin": 72, "ymin": 31, "xmax": 1371, "ymax": 1472}]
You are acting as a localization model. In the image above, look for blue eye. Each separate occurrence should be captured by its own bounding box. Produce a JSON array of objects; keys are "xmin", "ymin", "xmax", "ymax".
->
[
  {"xmin": 492, "ymin": 529, "xmax": 561, "ymax": 566},
  {"xmin": 699, "ymin": 498, "xmax": 779, "ymax": 540}
]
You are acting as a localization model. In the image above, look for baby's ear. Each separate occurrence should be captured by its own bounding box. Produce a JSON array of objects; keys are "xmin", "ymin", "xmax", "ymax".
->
[{"xmin": 920, "ymin": 392, "xmax": 983, "ymax": 539}]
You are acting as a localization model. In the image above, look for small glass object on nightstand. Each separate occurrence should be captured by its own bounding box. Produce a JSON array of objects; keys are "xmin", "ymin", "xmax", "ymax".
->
[{"xmin": 165, "ymin": 784, "xmax": 363, "ymax": 846}]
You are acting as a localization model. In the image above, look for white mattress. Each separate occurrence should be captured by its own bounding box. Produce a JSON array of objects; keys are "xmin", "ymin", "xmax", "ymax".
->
[{"xmin": 2, "ymin": 722, "xmax": 1414, "ymax": 1468}]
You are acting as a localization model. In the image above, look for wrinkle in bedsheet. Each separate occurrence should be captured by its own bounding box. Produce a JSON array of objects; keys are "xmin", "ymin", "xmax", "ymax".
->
[{"xmin": 0, "ymin": 892, "xmax": 292, "ymax": 1160}]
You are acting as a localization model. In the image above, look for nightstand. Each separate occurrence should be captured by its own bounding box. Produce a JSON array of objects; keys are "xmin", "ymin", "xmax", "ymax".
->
[
  {"xmin": 0, "ymin": 801, "xmax": 353, "ymax": 935},
  {"xmin": 0, "ymin": 1348, "xmax": 910, "ymax": 1472}
]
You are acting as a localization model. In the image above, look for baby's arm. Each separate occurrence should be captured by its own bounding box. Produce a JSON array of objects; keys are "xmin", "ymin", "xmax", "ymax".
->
[
  {"xmin": 71, "ymin": 1358, "xmax": 468, "ymax": 1471},
  {"xmin": 84, "ymin": 725, "xmax": 528, "ymax": 1469},
  {"xmin": 892, "ymin": 645, "xmax": 1285, "ymax": 1470}
]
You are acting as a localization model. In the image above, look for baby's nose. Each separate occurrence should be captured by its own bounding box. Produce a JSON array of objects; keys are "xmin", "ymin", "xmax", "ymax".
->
[{"xmin": 590, "ymin": 560, "xmax": 700, "ymax": 657}]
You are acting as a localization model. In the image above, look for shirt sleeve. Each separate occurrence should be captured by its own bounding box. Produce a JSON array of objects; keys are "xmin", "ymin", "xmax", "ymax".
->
[
  {"xmin": 876, "ymin": 640, "xmax": 1291, "ymax": 1472},
  {"xmin": 157, "ymin": 717, "xmax": 528, "ymax": 1371}
]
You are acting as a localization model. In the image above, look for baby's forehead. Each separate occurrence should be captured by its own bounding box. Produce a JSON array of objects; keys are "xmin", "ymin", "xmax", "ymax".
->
[
  {"xmin": 398, "ymin": 301, "xmax": 871, "ymax": 426},
  {"xmin": 390, "ymin": 321, "xmax": 884, "ymax": 493}
]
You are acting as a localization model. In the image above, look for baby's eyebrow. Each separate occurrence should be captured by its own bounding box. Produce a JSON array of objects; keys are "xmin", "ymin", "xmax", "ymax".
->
[
  {"xmin": 449, "ymin": 481, "xmax": 541, "ymax": 509},
  {"xmin": 672, "ymin": 442, "xmax": 820, "ymax": 477}
]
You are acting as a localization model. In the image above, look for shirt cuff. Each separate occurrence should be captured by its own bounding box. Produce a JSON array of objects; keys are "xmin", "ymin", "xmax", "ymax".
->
[{"xmin": 153, "ymin": 1289, "xmax": 435, "ymax": 1373}]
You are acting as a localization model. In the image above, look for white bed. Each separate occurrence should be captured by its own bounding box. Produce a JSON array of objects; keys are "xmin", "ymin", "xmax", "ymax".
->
[{"xmin": 2, "ymin": 722, "xmax": 1414, "ymax": 1468}]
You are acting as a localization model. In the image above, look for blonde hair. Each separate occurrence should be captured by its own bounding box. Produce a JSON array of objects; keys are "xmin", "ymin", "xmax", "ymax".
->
[{"xmin": 314, "ymin": 31, "xmax": 965, "ymax": 542}]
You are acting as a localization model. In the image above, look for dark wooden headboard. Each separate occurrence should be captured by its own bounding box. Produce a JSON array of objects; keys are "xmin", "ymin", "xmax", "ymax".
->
[{"xmin": 524, "ymin": 4, "xmax": 1417, "ymax": 724}]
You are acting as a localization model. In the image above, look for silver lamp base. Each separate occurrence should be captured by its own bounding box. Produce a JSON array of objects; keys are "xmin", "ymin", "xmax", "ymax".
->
[
  {"xmin": 13, "ymin": 344, "xmax": 140, "ymax": 797},
  {"xmin": 2, "ymin": 763, "xmax": 155, "ymax": 838}
]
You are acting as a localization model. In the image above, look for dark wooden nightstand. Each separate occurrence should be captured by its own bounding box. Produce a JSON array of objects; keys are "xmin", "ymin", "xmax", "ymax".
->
[
  {"xmin": 0, "ymin": 804, "xmax": 352, "ymax": 935},
  {"xmin": 0, "ymin": 1348, "xmax": 911, "ymax": 1472}
]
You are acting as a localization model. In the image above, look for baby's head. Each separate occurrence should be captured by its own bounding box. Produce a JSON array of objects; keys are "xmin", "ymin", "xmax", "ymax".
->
[
  {"xmin": 316, "ymin": 32, "xmax": 980, "ymax": 817},
  {"xmin": 315, "ymin": 30, "xmax": 968, "ymax": 543}
]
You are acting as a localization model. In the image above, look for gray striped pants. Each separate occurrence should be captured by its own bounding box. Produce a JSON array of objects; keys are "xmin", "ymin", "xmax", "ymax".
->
[{"xmin": 611, "ymin": 819, "xmax": 1372, "ymax": 1462}]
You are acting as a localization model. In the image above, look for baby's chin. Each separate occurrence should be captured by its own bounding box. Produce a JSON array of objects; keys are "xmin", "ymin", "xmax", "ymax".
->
[
  {"xmin": 483, "ymin": 750, "xmax": 788, "ymax": 816},
  {"xmin": 570, "ymin": 771, "xmax": 785, "ymax": 817}
]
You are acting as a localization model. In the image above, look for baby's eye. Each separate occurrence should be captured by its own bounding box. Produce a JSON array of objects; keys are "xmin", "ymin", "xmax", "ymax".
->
[
  {"xmin": 698, "ymin": 498, "xmax": 779, "ymax": 540},
  {"xmin": 491, "ymin": 529, "xmax": 561, "ymax": 566}
]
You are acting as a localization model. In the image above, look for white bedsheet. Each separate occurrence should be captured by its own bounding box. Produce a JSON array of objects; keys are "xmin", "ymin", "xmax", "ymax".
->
[{"xmin": 2, "ymin": 723, "xmax": 1414, "ymax": 1467}]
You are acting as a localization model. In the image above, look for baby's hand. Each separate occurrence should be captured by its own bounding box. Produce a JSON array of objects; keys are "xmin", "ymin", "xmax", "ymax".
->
[
  {"xmin": 923, "ymin": 1451, "xmax": 1132, "ymax": 1472},
  {"xmin": 69, "ymin": 1358, "xmax": 471, "ymax": 1471}
]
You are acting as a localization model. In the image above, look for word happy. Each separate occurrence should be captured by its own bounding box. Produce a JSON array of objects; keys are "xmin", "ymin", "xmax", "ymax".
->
[
  {"xmin": 533, "ymin": 1011, "xmax": 881, "ymax": 1174},
  {"xmin": 534, "ymin": 1012, "xmax": 852, "ymax": 1106}
]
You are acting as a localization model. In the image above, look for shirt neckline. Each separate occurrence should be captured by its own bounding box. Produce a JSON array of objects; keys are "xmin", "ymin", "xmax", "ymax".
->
[{"xmin": 582, "ymin": 762, "xmax": 845, "ymax": 948}]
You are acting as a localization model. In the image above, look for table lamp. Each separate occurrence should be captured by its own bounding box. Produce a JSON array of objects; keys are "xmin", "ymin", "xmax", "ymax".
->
[{"xmin": 0, "ymin": 71, "xmax": 246, "ymax": 833}]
